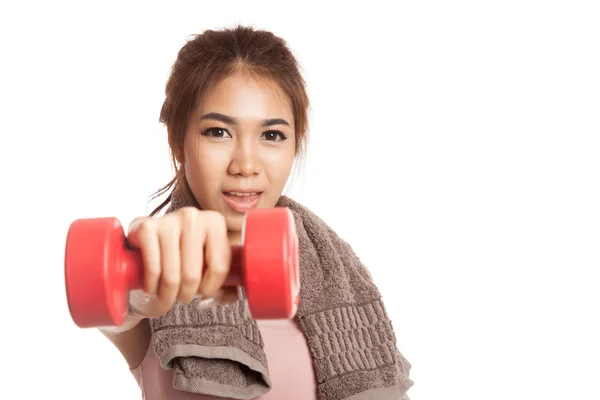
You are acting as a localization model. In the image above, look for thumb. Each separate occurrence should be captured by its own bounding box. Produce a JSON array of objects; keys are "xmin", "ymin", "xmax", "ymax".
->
[{"xmin": 128, "ymin": 289, "xmax": 155, "ymax": 318}]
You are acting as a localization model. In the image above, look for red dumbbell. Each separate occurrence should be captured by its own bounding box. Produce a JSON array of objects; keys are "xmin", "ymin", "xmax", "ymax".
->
[{"xmin": 64, "ymin": 207, "xmax": 300, "ymax": 328}]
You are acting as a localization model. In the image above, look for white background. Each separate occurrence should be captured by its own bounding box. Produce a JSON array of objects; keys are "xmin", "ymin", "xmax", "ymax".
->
[{"xmin": 1, "ymin": 1, "xmax": 599, "ymax": 399}]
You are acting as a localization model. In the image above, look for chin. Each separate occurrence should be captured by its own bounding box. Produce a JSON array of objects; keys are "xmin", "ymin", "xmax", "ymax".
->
[
  {"xmin": 223, "ymin": 210, "xmax": 244, "ymax": 226},
  {"xmin": 225, "ymin": 216, "xmax": 244, "ymax": 239}
]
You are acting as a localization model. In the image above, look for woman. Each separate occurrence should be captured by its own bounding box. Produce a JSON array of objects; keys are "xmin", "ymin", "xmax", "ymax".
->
[{"xmin": 100, "ymin": 25, "xmax": 413, "ymax": 400}]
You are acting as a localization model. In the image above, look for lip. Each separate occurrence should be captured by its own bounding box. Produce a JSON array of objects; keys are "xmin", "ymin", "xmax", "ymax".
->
[
  {"xmin": 223, "ymin": 189, "xmax": 262, "ymax": 193},
  {"xmin": 222, "ymin": 190, "xmax": 263, "ymax": 213}
]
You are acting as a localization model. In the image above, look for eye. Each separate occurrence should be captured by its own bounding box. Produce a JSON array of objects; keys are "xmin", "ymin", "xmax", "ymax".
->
[
  {"xmin": 262, "ymin": 130, "xmax": 287, "ymax": 142},
  {"xmin": 201, "ymin": 127, "xmax": 232, "ymax": 138}
]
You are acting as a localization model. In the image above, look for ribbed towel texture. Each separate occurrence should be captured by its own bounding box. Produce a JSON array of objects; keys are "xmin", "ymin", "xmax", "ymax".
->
[{"xmin": 149, "ymin": 181, "xmax": 413, "ymax": 399}]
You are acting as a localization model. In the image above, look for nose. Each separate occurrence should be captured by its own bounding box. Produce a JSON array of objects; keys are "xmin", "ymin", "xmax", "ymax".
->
[{"xmin": 228, "ymin": 139, "xmax": 262, "ymax": 177}]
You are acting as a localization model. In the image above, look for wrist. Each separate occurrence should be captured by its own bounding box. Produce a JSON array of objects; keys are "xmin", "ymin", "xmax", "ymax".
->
[{"xmin": 99, "ymin": 304, "xmax": 145, "ymax": 334}]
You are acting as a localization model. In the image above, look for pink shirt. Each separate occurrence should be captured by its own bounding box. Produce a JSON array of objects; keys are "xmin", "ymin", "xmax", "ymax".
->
[{"xmin": 130, "ymin": 320, "xmax": 317, "ymax": 399}]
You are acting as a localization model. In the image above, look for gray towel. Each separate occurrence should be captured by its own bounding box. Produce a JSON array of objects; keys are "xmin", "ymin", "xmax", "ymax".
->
[{"xmin": 149, "ymin": 181, "xmax": 413, "ymax": 399}]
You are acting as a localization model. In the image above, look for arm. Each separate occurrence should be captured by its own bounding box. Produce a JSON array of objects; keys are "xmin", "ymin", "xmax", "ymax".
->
[
  {"xmin": 99, "ymin": 209, "xmax": 232, "ymax": 370},
  {"xmin": 97, "ymin": 216, "xmax": 153, "ymax": 370},
  {"xmin": 99, "ymin": 313, "xmax": 151, "ymax": 370}
]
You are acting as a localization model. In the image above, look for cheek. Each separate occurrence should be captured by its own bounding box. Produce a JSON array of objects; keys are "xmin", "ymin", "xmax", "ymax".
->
[
  {"xmin": 184, "ymin": 142, "xmax": 229, "ymax": 196},
  {"xmin": 264, "ymin": 148, "xmax": 295, "ymax": 185}
]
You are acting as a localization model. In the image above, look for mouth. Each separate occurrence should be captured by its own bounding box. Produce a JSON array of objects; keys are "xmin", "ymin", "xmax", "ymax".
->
[{"xmin": 222, "ymin": 190, "xmax": 263, "ymax": 213}]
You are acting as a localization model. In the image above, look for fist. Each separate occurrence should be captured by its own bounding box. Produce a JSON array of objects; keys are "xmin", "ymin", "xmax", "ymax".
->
[{"xmin": 125, "ymin": 207, "xmax": 237, "ymax": 318}]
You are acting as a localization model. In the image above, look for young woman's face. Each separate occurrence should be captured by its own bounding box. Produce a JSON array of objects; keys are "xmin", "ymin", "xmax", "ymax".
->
[{"xmin": 182, "ymin": 71, "xmax": 296, "ymax": 239}]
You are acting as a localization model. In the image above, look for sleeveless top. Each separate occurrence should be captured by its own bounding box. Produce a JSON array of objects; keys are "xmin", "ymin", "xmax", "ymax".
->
[{"xmin": 130, "ymin": 319, "xmax": 317, "ymax": 399}]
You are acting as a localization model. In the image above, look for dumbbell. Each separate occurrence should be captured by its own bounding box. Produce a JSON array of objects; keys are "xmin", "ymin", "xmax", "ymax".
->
[{"xmin": 64, "ymin": 207, "xmax": 300, "ymax": 328}]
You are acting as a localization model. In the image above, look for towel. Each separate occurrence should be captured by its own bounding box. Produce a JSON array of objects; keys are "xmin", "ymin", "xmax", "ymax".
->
[{"xmin": 148, "ymin": 180, "xmax": 413, "ymax": 399}]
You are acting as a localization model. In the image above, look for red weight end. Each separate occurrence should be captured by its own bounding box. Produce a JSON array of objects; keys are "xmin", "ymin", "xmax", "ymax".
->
[
  {"xmin": 242, "ymin": 207, "xmax": 300, "ymax": 319},
  {"xmin": 64, "ymin": 218, "xmax": 131, "ymax": 328}
]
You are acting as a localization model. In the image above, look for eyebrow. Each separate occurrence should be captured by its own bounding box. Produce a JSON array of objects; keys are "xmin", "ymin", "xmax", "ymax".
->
[{"xmin": 199, "ymin": 112, "xmax": 290, "ymax": 127}]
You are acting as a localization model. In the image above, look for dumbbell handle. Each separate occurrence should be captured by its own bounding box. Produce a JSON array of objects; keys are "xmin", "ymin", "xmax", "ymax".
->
[
  {"xmin": 66, "ymin": 208, "xmax": 299, "ymax": 328},
  {"xmin": 65, "ymin": 217, "xmax": 248, "ymax": 328},
  {"xmin": 120, "ymin": 241, "xmax": 245, "ymax": 292}
]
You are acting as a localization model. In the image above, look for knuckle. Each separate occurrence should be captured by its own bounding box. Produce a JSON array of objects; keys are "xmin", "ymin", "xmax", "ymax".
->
[
  {"xmin": 136, "ymin": 219, "xmax": 156, "ymax": 238},
  {"xmin": 179, "ymin": 207, "xmax": 199, "ymax": 222},
  {"xmin": 181, "ymin": 270, "xmax": 200, "ymax": 286},
  {"xmin": 145, "ymin": 267, "xmax": 160, "ymax": 283},
  {"xmin": 213, "ymin": 210, "xmax": 227, "ymax": 224},
  {"xmin": 155, "ymin": 225, "xmax": 180, "ymax": 247},
  {"xmin": 161, "ymin": 272, "xmax": 179, "ymax": 288},
  {"xmin": 207, "ymin": 211, "xmax": 227, "ymax": 230},
  {"xmin": 210, "ymin": 263, "xmax": 229, "ymax": 278},
  {"xmin": 161, "ymin": 214, "xmax": 181, "ymax": 233},
  {"xmin": 179, "ymin": 207, "xmax": 202, "ymax": 232},
  {"xmin": 128, "ymin": 216, "xmax": 148, "ymax": 234}
]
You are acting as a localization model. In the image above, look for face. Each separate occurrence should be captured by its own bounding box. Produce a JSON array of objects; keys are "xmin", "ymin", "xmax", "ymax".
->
[{"xmin": 181, "ymin": 71, "xmax": 296, "ymax": 240}]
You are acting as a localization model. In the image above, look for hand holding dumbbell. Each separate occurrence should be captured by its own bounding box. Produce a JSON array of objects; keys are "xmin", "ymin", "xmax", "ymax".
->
[{"xmin": 64, "ymin": 207, "xmax": 300, "ymax": 328}]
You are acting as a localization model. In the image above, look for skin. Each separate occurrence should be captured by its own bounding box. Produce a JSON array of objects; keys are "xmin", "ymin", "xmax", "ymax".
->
[
  {"xmin": 181, "ymin": 70, "xmax": 296, "ymax": 244},
  {"xmin": 100, "ymin": 70, "xmax": 298, "ymax": 370}
]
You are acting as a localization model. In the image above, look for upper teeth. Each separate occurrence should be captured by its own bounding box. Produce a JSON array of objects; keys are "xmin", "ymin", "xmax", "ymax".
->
[{"xmin": 229, "ymin": 192, "xmax": 257, "ymax": 197}]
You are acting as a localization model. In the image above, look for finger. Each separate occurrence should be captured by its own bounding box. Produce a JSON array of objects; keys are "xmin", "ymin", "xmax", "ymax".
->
[
  {"xmin": 156, "ymin": 215, "xmax": 182, "ymax": 309},
  {"xmin": 126, "ymin": 216, "xmax": 151, "ymax": 248},
  {"xmin": 177, "ymin": 209, "xmax": 205, "ymax": 304},
  {"xmin": 130, "ymin": 219, "xmax": 161, "ymax": 296},
  {"xmin": 218, "ymin": 287, "xmax": 239, "ymax": 305},
  {"xmin": 198, "ymin": 211, "xmax": 231, "ymax": 298}
]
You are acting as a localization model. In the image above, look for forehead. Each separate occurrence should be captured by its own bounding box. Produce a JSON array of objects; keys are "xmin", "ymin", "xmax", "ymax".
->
[{"xmin": 197, "ymin": 72, "xmax": 293, "ymax": 121}]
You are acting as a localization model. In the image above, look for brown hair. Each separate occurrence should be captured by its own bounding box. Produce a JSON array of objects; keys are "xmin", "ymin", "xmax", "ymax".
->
[{"xmin": 149, "ymin": 25, "xmax": 310, "ymax": 216}]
